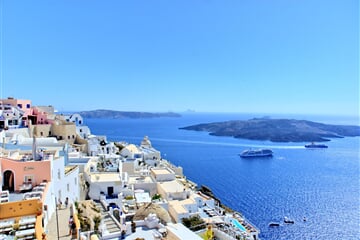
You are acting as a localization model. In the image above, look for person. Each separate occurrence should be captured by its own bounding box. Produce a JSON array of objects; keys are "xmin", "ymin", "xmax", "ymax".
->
[
  {"xmin": 121, "ymin": 229, "xmax": 126, "ymax": 240},
  {"xmin": 70, "ymin": 221, "xmax": 76, "ymax": 237},
  {"xmin": 65, "ymin": 197, "xmax": 69, "ymax": 208},
  {"xmin": 131, "ymin": 220, "xmax": 136, "ymax": 233},
  {"xmin": 204, "ymin": 225, "xmax": 213, "ymax": 240},
  {"xmin": 68, "ymin": 216, "xmax": 74, "ymax": 236},
  {"xmin": 39, "ymin": 149, "xmax": 44, "ymax": 160},
  {"xmin": 58, "ymin": 198, "xmax": 62, "ymax": 209}
]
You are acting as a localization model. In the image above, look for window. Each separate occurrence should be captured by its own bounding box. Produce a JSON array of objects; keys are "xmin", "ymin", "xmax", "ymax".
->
[
  {"xmin": 18, "ymin": 104, "xmax": 22, "ymax": 108},
  {"xmin": 80, "ymin": 129, "xmax": 82, "ymax": 132},
  {"xmin": 40, "ymin": 132, "xmax": 43, "ymax": 136},
  {"xmin": 58, "ymin": 169, "xmax": 61, "ymax": 179},
  {"xmin": 67, "ymin": 184, "xmax": 70, "ymax": 192},
  {"xmin": 24, "ymin": 175, "xmax": 34, "ymax": 183},
  {"xmin": 26, "ymin": 104, "xmax": 31, "ymax": 108},
  {"xmin": 72, "ymin": 135, "xmax": 75, "ymax": 139},
  {"xmin": 68, "ymin": 136, "xmax": 70, "ymax": 140}
]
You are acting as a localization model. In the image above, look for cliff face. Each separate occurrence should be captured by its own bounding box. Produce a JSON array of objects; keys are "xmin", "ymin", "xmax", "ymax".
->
[
  {"xmin": 179, "ymin": 118, "xmax": 360, "ymax": 142},
  {"xmin": 79, "ymin": 109, "xmax": 181, "ymax": 119}
]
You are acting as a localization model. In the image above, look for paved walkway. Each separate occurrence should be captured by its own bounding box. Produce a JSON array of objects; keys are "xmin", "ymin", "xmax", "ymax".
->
[
  {"xmin": 46, "ymin": 206, "xmax": 73, "ymax": 240},
  {"xmin": 46, "ymin": 173, "xmax": 87, "ymax": 239}
]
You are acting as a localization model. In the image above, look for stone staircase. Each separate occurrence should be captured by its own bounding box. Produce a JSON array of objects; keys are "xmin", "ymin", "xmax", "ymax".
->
[{"xmin": 94, "ymin": 201, "xmax": 122, "ymax": 235}]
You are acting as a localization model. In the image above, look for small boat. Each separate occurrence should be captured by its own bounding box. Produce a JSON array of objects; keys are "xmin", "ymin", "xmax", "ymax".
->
[
  {"xmin": 239, "ymin": 149, "xmax": 273, "ymax": 158},
  {"xmin": 284, "ymin": 217, "xmax": 295, "ymax": 224},
  {"xmin": 268, "ymin": 222, "xmax": 280, "ymax": 227},
  {"xmin": 305, "ymin": 142, "xmax": 328, "ymax": 148}
]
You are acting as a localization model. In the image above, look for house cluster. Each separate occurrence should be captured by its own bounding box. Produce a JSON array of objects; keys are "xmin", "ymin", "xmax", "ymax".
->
[{"xmin": 0, "ymin": 97, "xmax": 259, "ymax": 240}]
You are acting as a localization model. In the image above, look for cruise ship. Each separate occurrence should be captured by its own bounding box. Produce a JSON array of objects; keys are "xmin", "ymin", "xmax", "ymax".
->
[{"xmin": 239, "ymin": 149, "xmax": 273, "ymax": 158}]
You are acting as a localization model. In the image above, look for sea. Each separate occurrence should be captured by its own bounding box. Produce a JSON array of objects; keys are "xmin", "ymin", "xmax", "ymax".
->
[{"xmin": 84, "ymin": 113, "xmax": 360, "ymax": 240}]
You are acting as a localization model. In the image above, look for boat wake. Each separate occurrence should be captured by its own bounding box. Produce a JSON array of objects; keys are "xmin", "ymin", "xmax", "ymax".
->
[{"xmin": 131, "ymin": 137, "xmax": 305, "ymax": 149}]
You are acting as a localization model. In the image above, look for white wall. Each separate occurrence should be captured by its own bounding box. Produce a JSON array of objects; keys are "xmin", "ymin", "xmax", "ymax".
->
[
  {"xmin": 88, "ymin": 178, "xmax": 122, "ymax": 200},
  {"xmin": 51, "ymin": 156, "xmax": 80, "ymax": 207},
  {"xmin": 46, "ymin": 155, "xmax": 80, "ymax": 230},
  {"xmin": 77, "ymin": 126, "xmax": 91, "ymax": 139},
  {"xmin": 168, "ymin": 204, "xmax": 189, "ymax": 223}
]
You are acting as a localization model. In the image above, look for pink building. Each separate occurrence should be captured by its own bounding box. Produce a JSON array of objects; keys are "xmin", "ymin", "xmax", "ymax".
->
[
  {"xmin": 1, "ymin": 156, "xmax": 51, "ymax": 192},
  {"xmin": 0, "ymin": 97, "xmax": 58, "ymax": 128},
  {"xmin": 0, "ymin": 97, "xmax": 32, "ymax": 116},
  {"xmin": 30, "ymin": 107, "xmax": 55, "ymax": 125}
]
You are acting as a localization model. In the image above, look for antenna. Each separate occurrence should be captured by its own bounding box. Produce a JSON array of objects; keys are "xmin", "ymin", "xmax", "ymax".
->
[
  {"xmin": 32, "ymin": 128, "xmax": 37, "ymax": 160},
  {"xmin": 0, "ymin": 0, "xmax": 3, "ymax": 100}
]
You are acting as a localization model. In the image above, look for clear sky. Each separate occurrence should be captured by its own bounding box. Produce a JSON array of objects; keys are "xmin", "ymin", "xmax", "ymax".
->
[{"xmin": 1, "ymin": 0, "xmax": 359, "ymax": 116}]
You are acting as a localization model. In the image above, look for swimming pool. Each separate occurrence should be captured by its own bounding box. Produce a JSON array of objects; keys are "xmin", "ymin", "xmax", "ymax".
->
[{"xmin": 231, "ymin": 219, "xmax": 247, "ymax": 232}]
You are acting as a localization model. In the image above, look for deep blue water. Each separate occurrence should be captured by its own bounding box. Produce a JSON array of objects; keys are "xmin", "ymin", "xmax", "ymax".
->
[{"xmin": 85, "ymin": 113, "xmax": 360, "ymax": 240}]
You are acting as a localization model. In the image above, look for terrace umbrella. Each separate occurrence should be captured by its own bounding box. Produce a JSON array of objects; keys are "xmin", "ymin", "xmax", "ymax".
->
[{"xmin": 133, "ymin": 203, "xmax": 171, "ymax": 223}]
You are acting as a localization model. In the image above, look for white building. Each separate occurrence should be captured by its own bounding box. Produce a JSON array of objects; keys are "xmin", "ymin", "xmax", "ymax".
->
[
  {"xmin": 84, "ymin": 157, "xmax": 123, "ymax": 199},
  {"xmin": 0, "ymin": 104, "xmax": 24, "ymax": 129},
  {"xmin": 87, "ymin": 135, "xmax": 119, "ymax": 156},
  {"xmin": 58, "ymin": 113, "xmax": 91, "ymax": 139},
  {"xmin": 150, "ymin": 168, "xmax": 175, "ymax": 182}
]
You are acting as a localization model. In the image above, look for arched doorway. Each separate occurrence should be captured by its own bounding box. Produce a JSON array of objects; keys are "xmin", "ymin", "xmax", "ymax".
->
[{"xmin": 3, "ymin": 170, "xmax": 15, "ymax": 192}]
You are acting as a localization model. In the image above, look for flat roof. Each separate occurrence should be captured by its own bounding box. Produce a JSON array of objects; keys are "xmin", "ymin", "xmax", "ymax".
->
[
  {"xmin": 123, "ymin": 226, "xmax": 160, "ymax": 240},
  {"xmin": 135, "ymin": 192, "xmax": 151, "ymax": 203},
  {"xmin": 169, "ymin": 200, "xmax": 188, "ymax": 214},
  {"xmin": 158, "ymin": 180, "xmax": 184, "ymax": 192},
  {"xmin": 89, "ymin": 173, "xmax": 121, "ymax": 182},
  {"xmin": 167, "ymin": 223, "xmax": 203, "ymax": 240},
  {"xmin": 151, "ymin": 168, "xmax": 173, "ymax": 175},
  {"xmin": 128, "ymin": 176, "xmax": 154, "ymax": 184}
]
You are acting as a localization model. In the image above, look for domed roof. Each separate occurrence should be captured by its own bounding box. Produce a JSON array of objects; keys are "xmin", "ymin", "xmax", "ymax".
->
[
  {"xmin": 121, "ymin": 144, "xmax": 140, "ymax": 153},
  {"xmin": 133, "ymin": 203, "xmax": 171, "ymax": 223},
  {"xmin": 141, "ymin": 136, "xmax": 152, "ymax": 147}
]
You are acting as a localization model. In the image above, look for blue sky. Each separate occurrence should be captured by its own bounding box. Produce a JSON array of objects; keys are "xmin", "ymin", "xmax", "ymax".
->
[{"xmin": 1, "ymin": 0, "xmax": 358, "ymax": 116}]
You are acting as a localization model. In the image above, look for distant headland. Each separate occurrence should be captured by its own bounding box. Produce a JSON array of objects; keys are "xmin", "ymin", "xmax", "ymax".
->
[
  {"xmin": 79, "ymin": 109, "xmax": 181, "ymax": 119},
  {"xmin": 179, "ymin": 118, "xmax": 360, "ymax": 142}
]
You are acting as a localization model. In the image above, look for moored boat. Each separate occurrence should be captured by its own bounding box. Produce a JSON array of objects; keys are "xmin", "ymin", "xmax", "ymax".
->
[
  {"xmin": 284, "ymin": 216, "xmax": 295, "ymax": 224},
  {"xmin": 239, "ymin": 149, "xmax": 273, "ymax": 158},
  {"xmin": 268, "ymin": 222, "xmax": 280, "ymax": 227},
  {"xmin": 305, "ymin": 142, "xmax": 328, "ymax": 148}
]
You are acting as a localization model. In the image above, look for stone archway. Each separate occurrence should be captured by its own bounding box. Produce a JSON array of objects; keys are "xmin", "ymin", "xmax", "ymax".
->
[{"xmin": 3, "ymin": 170, "xmax": 15, "ymax": 192}]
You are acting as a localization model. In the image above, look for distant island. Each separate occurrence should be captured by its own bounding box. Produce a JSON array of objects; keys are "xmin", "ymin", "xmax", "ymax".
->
[
  {"xmin": 179, "ymin": 118, "xmax": 360, "ymax": 142},
  {"xmin": 79, "ymin": 109, "xmax": 181, "ymax": 119}
]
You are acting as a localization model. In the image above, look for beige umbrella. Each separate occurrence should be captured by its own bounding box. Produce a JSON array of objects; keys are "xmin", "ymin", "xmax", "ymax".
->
[{"xmin": 133, "ymin": 203, "xmax": 171, "ymax": 223}]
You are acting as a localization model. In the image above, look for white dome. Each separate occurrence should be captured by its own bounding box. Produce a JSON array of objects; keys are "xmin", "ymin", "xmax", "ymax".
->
[{"xmin": 141, "ymin": 136, "xmax": 151, "ymax": 147}]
